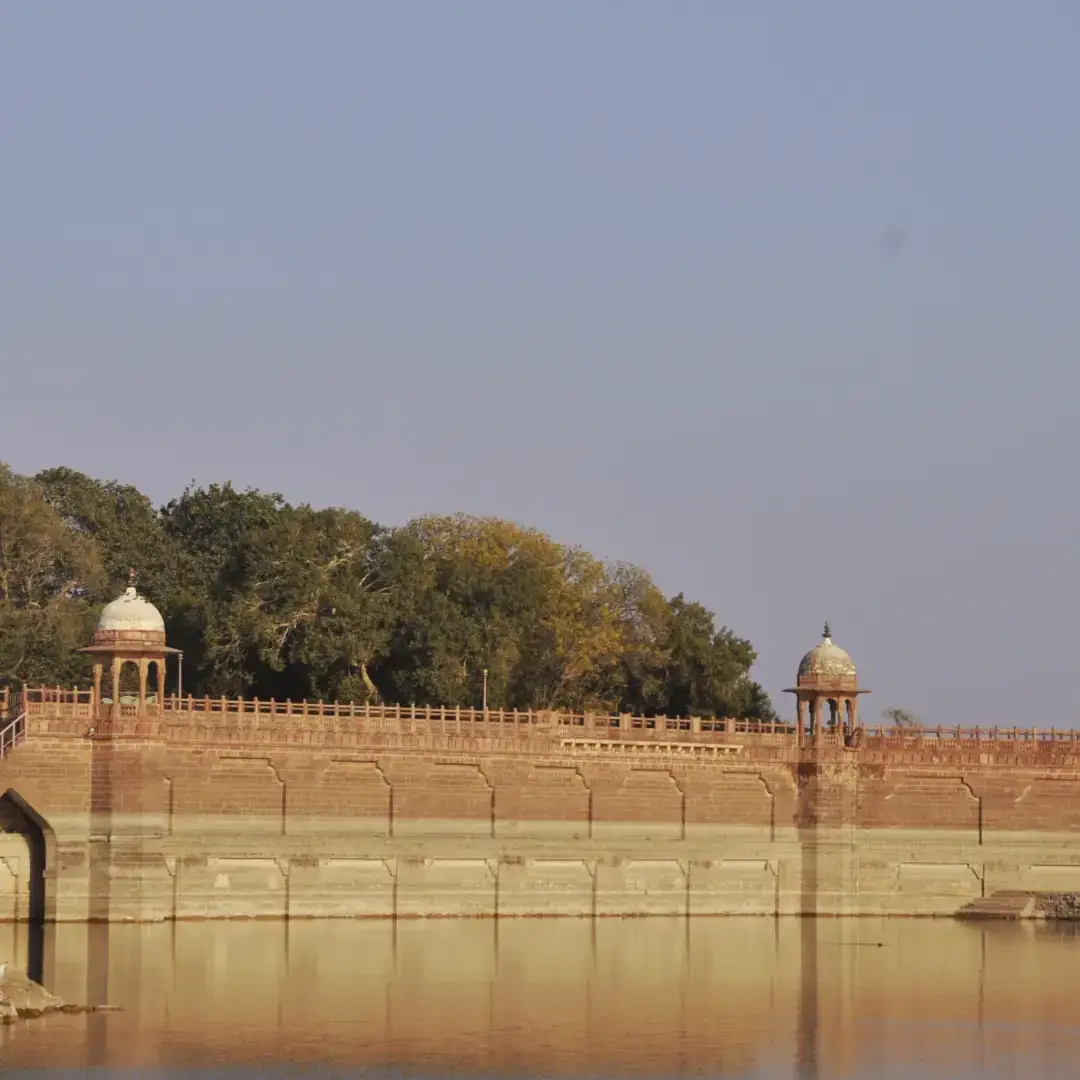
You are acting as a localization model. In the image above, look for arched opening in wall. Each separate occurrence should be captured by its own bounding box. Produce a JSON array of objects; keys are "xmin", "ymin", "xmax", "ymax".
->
[
  {"xmin": 118, "ymin": 660, "xmax": 141, "ymax": 704},
  {"xmin": 0, "ymin": 790, "xmax": 53, "ymax": 933}
]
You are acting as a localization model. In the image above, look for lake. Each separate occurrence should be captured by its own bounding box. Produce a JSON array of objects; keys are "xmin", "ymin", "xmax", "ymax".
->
[{"xmin": 2, "ymin": 917, "xmax": 1079, "ymax": 1077}]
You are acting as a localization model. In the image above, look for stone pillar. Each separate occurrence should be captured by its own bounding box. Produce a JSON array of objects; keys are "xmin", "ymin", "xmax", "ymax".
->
[
  {"xmin": 156, "ymin": 662, "xmax": 166, "ymax": 707},
  {"xmin": 92, "ymin": 664, "xmax": 103, "ymax": 716},
  {"xmin": 138, "ymin": 659, "xmax": 148, "ymax": 709},
  {"xmin": 110, "ymin": 659, "xmax": 121, "ymax": 719}
]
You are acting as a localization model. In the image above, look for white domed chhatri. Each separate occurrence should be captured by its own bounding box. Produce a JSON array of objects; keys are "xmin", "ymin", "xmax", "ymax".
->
[
  {"xmin": 97, "ymin": 586, "xmax": 166, "ymax": 637},
  {"xmin": 785, "ymin": 623, "xmax": 870, "ymax": 741},
  {"xmin": 77, "ymin": 571, "xmax": 181, "ymax": 715}
]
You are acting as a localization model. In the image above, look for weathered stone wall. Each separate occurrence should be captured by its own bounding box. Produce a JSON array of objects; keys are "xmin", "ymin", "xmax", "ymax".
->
[{"xmin": 4, "ymin": 704, "xmax": 1080, "ymax": 921}]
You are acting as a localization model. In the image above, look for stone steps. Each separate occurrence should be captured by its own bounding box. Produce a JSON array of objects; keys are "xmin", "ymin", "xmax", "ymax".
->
[{"xmin": 957, "ymin": 891, "xmax": 1036, "ymax": 920}]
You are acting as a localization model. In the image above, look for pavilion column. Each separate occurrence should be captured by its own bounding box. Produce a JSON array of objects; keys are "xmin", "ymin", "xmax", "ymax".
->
[
  {"xmin": 812, "ymin": 698, "xmax": 823, "ymax": 745},
  {"xmin": 138, "ymin": 658, "xmax": 149, "ymax": 709},
  {"xmin": 157, "ymin": 662, "xmax": 166, "ymax": 708},
  {"xmin": 796, "ymin": 697, "xmax": 807, "ymax": 740},
  {"xmin": 846, "ymin": 697, "xmax": 857, "ymax": 731},
  {"xmin": 110, "ymin": 658, "xmax": 121, "ymax": 718},
  {"xmin": 92, "ymin": 663, "xmax": 103, "ymax": 716}
]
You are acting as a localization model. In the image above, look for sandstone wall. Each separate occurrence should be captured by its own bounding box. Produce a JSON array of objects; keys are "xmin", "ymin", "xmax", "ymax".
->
[{"xmin": 3, "ymin": 706, "xmax": 1080, "ymax": 921}]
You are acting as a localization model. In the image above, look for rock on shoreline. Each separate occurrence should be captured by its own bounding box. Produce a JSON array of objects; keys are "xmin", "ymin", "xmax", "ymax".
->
[{"xmin": 0, "ymin": 966, "xmax": 117, "ymax": 1024}]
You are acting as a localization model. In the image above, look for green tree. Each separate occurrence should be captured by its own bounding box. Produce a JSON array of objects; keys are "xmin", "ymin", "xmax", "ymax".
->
[
  {"xmin": 620, "ymin": 593, "xmax": 776, "ymax": 721},
  {"xmin": 0, "ymin": 465, "xmax": 779, "ymax": 720},
  {"xmin": 0, "ymin": 464, "xmax": 103, "ymax": 687},
  {"xmin": 882, "ymin": 707, "xmax": 919, "ymax": 729},
  {"xmin": 158, "ymin": 483, "xmax": 290, "ymax": 694},
  {"xmin": 36, "ymin": 467, "xmax": 183, "ymax": 603},
  {"xmin": 206, "ymin": 504, "xmax": 388, "ymax": 700}
]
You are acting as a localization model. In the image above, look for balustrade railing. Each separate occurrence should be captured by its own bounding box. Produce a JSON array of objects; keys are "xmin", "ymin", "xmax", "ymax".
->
[
  {"xmin": 16, "ymin": 688, "xmax": 790, "ymax": 740},
  {"xmin": 0, "ymin": 712, "xmax": 26, "ymax": 757},
  {"xmin": 858, "ymin": 724, "xmax": 1080, "ymax": 744},
  {"xmin": 12, "ymin": 686, "xmax": 1080, "ymax": 745}
]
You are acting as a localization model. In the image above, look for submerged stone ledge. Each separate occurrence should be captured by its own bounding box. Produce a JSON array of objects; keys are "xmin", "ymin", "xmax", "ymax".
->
[
  {"xmin": 956, "ymin": 891, "xmax": 1080, "ymax": 921},
  {"xmin": 1037, "ymin": 892, "xmax": 1080, "ymax": 919}
]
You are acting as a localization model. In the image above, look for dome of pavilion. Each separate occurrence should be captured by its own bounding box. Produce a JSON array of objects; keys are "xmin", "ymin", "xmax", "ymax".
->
[
  {"xmin": 797, "ymin": 623, "xmax": 857, "ymax": 682},
  {"xmin": 92, "ymin": 578, "xmax": 166, "ymax": 646}
]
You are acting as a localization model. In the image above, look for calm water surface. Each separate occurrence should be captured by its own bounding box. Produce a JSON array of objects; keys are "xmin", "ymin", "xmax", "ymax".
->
[{"xmin": 2, "ymin": 917, "xmax": 1079, "ymax": 1078}]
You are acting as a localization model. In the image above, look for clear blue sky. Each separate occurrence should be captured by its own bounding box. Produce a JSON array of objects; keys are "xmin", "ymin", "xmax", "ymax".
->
[{"xmin": 3, "ymin": 2, "xmax": 1079, "ymax": 725}]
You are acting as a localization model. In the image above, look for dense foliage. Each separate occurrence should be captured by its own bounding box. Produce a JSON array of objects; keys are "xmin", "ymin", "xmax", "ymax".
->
[{"xmin": 0, "ymin": 464, "xmax": 776, "ymax": 720}]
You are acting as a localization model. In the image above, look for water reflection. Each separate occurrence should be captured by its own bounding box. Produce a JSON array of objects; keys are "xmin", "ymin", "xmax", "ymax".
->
[{"xmin": 3, "ymin": 917, "xmax": 1080, "ymax": 1076}]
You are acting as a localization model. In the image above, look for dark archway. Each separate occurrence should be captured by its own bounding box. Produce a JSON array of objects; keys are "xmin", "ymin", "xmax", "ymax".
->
[
  {"xmin": 147, "ymin": 659, "xmax": 161, "ymax": 703},
  {"xmin": 117, "ymin": 659, "xmax": 141, "ymax": 703},
  {"xmin": 0, "ymin": 790, "xmax": 54, "ymax": 982},
  {"xmin": 0, "ymin": 790, "xmax": 53, "ymax": 921}
]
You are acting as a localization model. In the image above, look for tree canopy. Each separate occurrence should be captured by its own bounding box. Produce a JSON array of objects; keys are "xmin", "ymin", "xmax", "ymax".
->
[{"xmin": 0, "ymin": 464, "xmax": 776, "ymax": 720}]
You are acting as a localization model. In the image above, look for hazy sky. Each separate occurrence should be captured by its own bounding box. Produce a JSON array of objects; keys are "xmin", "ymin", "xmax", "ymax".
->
[{"xmin": 3, "ymin": 2, "xmax": 1079, "ymax": 725}]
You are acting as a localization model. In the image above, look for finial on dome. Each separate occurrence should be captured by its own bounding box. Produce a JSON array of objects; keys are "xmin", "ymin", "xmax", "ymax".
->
[{"xmin": 823, "ymin": 621, "xmax": 831, "ymax": 640}]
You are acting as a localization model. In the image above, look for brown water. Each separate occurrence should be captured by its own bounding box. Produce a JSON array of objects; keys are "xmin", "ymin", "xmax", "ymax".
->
[{"xmin": 2, "ymin": 917, "xmax": 1079, "ymax": 1078}]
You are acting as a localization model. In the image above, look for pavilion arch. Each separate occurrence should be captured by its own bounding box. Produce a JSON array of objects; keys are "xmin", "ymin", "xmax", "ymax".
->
[
  {"xmin": 0, "ymin": 788, "xmax": 56, "ymax": 923},
  {"xmin": 117, "ymin": 659, "xmax": 141, "ymax": 701},
  {"xmin": 147, "ymin": 658, "xmax": 163, "ymax": 703}
]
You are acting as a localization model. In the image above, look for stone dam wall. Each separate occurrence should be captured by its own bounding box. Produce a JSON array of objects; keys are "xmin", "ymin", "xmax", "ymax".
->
[{"xmin": 3, "ymin": 692, "xmax": 1080, "ymax": 921}]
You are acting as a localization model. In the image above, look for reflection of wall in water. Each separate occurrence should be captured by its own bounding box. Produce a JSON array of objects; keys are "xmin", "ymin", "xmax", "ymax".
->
[{"xmin": 7, "ymin": 919, "xmax": 1080, "ymax": 1072}]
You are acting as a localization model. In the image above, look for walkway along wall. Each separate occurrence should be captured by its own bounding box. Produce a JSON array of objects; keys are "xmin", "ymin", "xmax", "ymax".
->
[{"xmin": 3, "ymin": 691, "xmax": 1080, "ymax": 921}]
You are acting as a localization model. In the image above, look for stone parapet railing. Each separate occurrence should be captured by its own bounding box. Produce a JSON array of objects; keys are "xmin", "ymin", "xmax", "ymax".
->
[
  {"xmin": 10, "ymin": 686, "xmax": 1080, "ymax": 756},
  {"xmin": 15, "ymin": 688, "xmax": 790, "ymax": 741}
]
